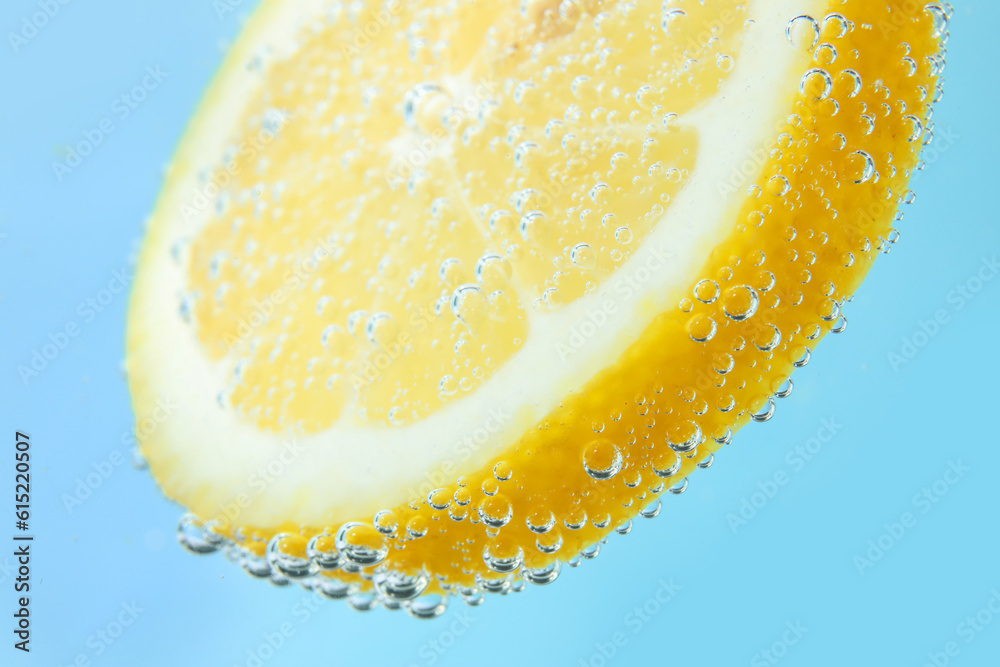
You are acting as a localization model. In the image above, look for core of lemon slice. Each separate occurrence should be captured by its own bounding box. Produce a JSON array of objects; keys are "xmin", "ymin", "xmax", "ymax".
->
[{"xmin": 128, "ymin": 0, "xmax": 950, "ymax": 611}]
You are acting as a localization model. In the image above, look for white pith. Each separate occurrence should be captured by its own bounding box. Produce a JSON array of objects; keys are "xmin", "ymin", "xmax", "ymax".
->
[{"xmin": 129, "ymin": 0, "xmax": 826, "ymax": 528}]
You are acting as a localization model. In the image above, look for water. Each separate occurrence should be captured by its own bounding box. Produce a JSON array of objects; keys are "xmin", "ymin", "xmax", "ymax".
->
[{"xmin": 1, "ymin": 1, "xmax": 997, "ymax": 666}]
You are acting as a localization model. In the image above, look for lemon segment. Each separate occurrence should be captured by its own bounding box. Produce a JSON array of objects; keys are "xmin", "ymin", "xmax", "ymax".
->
[{"xmin": 129, "ymin": 0, "xmax": 949, "ymax": 604}]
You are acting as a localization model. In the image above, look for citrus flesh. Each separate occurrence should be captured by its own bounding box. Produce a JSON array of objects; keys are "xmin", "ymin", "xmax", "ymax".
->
[{"xmin": 128, "ymin": 0, "xmax": 950, "ymax": 609}]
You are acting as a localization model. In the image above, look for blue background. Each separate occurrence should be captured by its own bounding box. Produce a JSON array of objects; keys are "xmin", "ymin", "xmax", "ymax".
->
[{"xmin": 0, "ymin": 2, "xmax": 995, "ymax": 666}]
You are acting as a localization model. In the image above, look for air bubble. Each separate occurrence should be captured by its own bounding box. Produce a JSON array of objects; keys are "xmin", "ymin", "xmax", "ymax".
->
[
  {"xmin": 406, "ymin": 516, "xmax": 429, "ymax": 538},
  {"xmin": 177, "ymin": 514, "xmax": 219, "ymax": 555},
  {"xmin": 347, "ymin": 592, "xmax": 379, "ymax": 612},
  {"xmin": 131, "ymin": 447, "xmax": 148, "ymax": 470},
  {"xmin": 694, "ymin": 279, "xmax": 720, "ymax": 304},
  {"xmin": 767, "ymin": 174, "xmax": 791, "ymax": 197},
  {"xmin": 754, "ymin": 323, "xmax": 783, "ymax": 352},
  {"xmin": 662, "ymin": 8, "xmax": 687, "ymax": 34},
  {"xmin": 374, "ymin": 570, "xmax": 430, "ymax": 602},
  {"xmin": 513, "ymin": 80, "xmax": 539, "ymax": 107},
  {"xmin": 822, "ymin": 12, "xmax": 851, "ymax": 38},
  {"xmin": 786, "ymin": 15, "xmax": 819, "ymax": 51},
  {"xmin": 494, "ymin": 461, "xmax": 513, "ymax": 481},
  {"xmin": 526, "ymin": 509, "xmax": 557, "ymax": 534},
  {"xmin": 849, "ymin": 150, "xmax": 876, "ymax": 184},
  {"xmin": 427, "ymin": 488, "xmax": 451, "ymax": 510},
  {"xmin": 687, "ymin": 315, "xmax": 717, "ymax": 343},
  {"xmin": 924, "ymin": 3, "xmax": 949, "ymax": 39},
  {"xmin": 439, "ymin": 375, "xmax": 458, "ymax": 396},
  {"xmin": 723, "ymin": 285, "xmax": 760, "ymax": 321},
  {"xmin": 307, "ymin": 533, "xmax": 342, "ymax": 570},
  {"xmin": 483, "ymin": 543, "xmax": 524, "ymax": 574},
  {"xmin": 564, "ymin": 510, "xmax": 588, "ymax": 530},
  {"xmin": 240, "ymin": 550, "xmax": 272, "ymax": 578},
  {"xmin": 519, "ymin": 211, "xmax": 547, "ymax": 241},
  {"xmin": 840, "ymin": 69, "xmax": 863, "ymax": 97},
  {"xmin": 903, "ymin": 115, "xmax": 924, "ymax": 142},
  {"xmin": 335, "ymin": 522, "xmax": 389, "ymax": 566},
  {"xmin": 815, "ymin": 43, "xmax": 838, "ymax": 66},
  {"xmin": 583, "ymin": 440, "xmax": 623, "ymax": 480},
  {"xmin": 750, "ymin": 397, "xmax": 776, "ymax": 423},
  {"xmin": 478, "ymin": 495, "xmax": 513, "ymax": 528},
  {"xmin": 525, "ymin": 561, "xmax": 562, "ymax": 586},
  {"xmin": 365, "ymin": 312, "xmax": 396, "ymax": 347},
  {"xmin": 476, "ymin": 252, "xmax": 510, "ymax": 285},
  {"xmin": 451, "ymin": 284, "xmax": 486, "ymax": 324},
  {"xmin": 571, "ymin": 242, "xmax": 597, "ymax": 270},
  {"xmin": 406, "ymin": 594, "xmax": 449, "ymax": 619},
  {"xmin": 536, "ymin": 532, "xmax": 564, "ymax": 554},
  {"xmin": 314, "ymin": 577, "xmax": 353, "ymax": 600},
  {"xmin": 713, "ymin": 352, "xmax": 736, "ymax": 374},
  {"xmin": 403, "ymin": 82, "xmax": 448, "ymax": 132},
  {"xmin": 266, "ymin": 534, "xmax": 317, "ymax": 579},
  {"xmin": 775, "ymin": 378, "xmax": 794, "ymax": 399},
  {"xmin": 668, "ymin": 478, "xmax": 689, "ymax": 495},
  {"xmin": 571, "ymin": 75, "xmax": 595, "ymax": 102},
  {"xmin": 667, "ymin": 420, "xmax": 703, "ymax": 454},
  {"xmin": 800, "ymin": 68, "xmax": 833, "ymax": 100},
  {"xmin": 589, "ymin": 182, "xmax": 611, "ymax": 205},
  {"xmin": 514, "ymin": 142, "xmax": 539, "ymax": 170},
  {"xmin": 640, "ymin": 499, "xmax": 662, "ymax": 519}
]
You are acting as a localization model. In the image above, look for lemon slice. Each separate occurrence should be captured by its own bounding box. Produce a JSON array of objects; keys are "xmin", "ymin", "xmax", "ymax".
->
[{"xmin": 128, "ymin": 0, "xmax": 950, "ymax": 612}]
